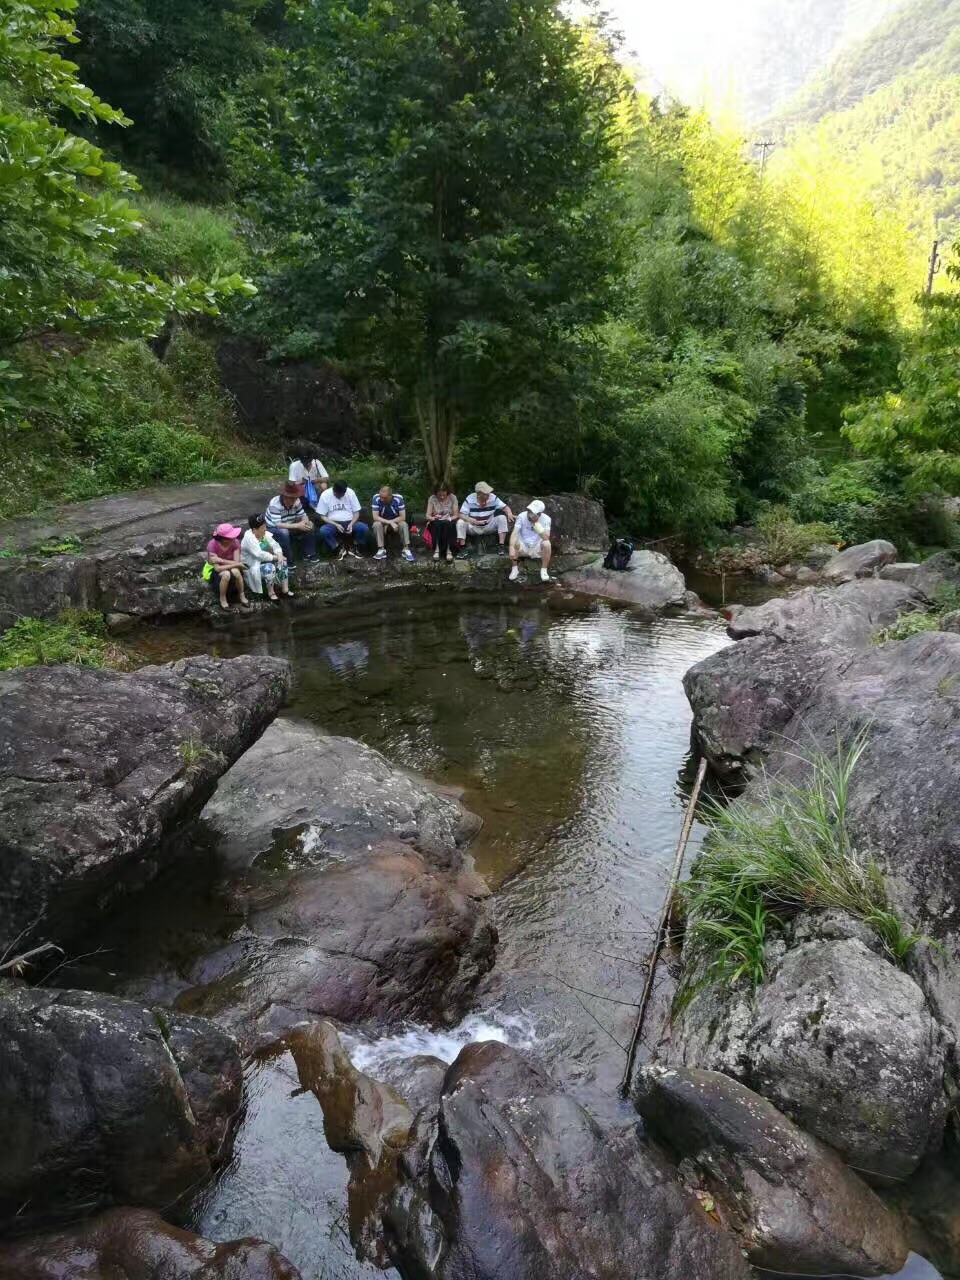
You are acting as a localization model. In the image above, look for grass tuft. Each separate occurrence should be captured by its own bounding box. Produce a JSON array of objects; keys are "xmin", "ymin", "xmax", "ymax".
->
[
  {"xmin": 677, "ymin": 730, "xmax": 924, "ymax": 1005},
  {"xmin": 0, "ymin": 610, "xmax": 127, "ymax": 670}
]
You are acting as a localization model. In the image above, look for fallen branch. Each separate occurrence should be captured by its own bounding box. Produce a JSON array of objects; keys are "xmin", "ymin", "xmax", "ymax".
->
[
  {"xmin": 0, "ymin": 941, "xmax": 63, "ymax": 975},
  {"xmin": 618, "ymin": 756, "xmax": 708, "ymax": 1097}
]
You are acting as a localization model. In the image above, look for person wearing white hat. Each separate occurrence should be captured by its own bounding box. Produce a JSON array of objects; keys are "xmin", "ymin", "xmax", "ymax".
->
[
  {"xmin": 456, "ymin": 481, "xmax": 514, "ymax": 553},
  {"xmin": 508, "ymin": 499, "xmax": 552, "ymax": 583}
]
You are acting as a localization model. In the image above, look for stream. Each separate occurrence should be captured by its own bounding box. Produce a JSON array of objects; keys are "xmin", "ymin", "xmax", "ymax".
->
[{"xmin": 70, "ymin": 592, "xmax": 939, "ymax": 1280}]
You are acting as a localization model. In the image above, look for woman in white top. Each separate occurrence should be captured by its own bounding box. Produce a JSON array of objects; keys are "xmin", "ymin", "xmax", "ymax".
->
[{"xmin": 241, "ymin": 513, "xmax": 292, "ymax": 600}]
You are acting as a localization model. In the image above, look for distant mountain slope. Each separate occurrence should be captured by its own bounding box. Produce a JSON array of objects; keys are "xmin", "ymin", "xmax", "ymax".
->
[
  {"xmin": 770, "ymin": 0, "xmax": 960, "ymax": 240},
  {"xmin": 774, "ymin": 0, "xmax": 960, "ymax": 128},
  {"xmin": 737, "ymin": 0, "xmax": 904, "ymax": 121}
]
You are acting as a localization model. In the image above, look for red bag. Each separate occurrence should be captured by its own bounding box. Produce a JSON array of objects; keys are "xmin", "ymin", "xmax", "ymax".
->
[{"xmin": 421, "ymin": 523, "xmax": 433, "ymax": 550}]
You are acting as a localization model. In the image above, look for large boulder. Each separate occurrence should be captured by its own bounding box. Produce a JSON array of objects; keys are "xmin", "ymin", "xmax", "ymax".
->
[
  {"xmin": 0, "ymin": 1207, "xmax": 301, "ymax": 1279},
  {"xmin": 383, "ymin": 1040, "xmax": 752, "ymax": 1280},
  {"xmin": 201, "ymin": 718, "xmax": 480, "ymax": 869},
  {"xmin": 0, "ymin": 981, "xmax": 242, "ymax": 1228},
  {"xmin": 177, "ymin": 843, "xmax": 496, "ymax": 1046},
  {"xmin": 685, "ymin": 579, "xmax": 919, "ymax": 782},
  {"xmin": 214, "ymin": 335, "xmax": 372, "ymax": 455},
  {"xmin": 505, "ymin": 493, "xmax": 609, "ymax": 555},
  {"xmin": 822, "ymin": 539, "xmax": 898, "ymax": 584},
  {"xmin": 671, "ymin": 934, "xmax": 948, "ymax": 1181},
  {"xmin": 559, "ymin": 549, "xmax": 687, "ymax": 611},
  {"xmin": 0, "ymin": 654, "xmax": 291, "ymax": 954},
  {"xmin": 634, "ymin": 1063, "xmax": 908, "ymax": 1276}
]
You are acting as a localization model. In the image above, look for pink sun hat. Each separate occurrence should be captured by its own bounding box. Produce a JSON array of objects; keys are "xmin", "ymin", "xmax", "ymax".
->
[{"xmin": 214, "ymin": 522, "xmax": 242, "ymax": 539}]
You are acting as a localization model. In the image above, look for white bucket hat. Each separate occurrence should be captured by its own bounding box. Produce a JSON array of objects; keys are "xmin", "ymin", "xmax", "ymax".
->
[
  {"xmin": 475, "ymin": 481, "xmax": 493, "ymax": 495},
  {"xmin": 527, "ymin": 499, "xmax": 545, "ymax": 516}
]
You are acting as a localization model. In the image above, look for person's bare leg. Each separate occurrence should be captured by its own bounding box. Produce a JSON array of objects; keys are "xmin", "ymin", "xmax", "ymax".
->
[
  {"xmin": 232, "ymin": 567, "xmax": 250, "ymax": 604},
  {"xmin": 218, "ymin": 570, "xmax": 231, "ymax": 609},
  {"xmin": 540, "ymin": 540, "xmax": 552, "ymax": 582}
]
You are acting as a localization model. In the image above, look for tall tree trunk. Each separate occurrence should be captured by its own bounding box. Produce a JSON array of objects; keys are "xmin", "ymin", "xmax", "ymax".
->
[{"xmin": 416, "ymin": 387, "xmax": 458, "ymax": 488}]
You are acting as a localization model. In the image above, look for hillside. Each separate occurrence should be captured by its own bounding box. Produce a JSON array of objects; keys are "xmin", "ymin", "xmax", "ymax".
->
[
  {"xmin": 770, "ymin": 0, "xmax": 960, "ymax": 240},
  {"xmin": 735, "ymin": 0, "xmax": 904, "ymax": 121}
]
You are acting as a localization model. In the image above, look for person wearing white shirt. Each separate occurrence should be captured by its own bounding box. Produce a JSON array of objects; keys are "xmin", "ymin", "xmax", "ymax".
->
[
  {"xmin": 315, "ymin": 481, "xmax": 370, "ymax": 559},
  {"xmin": 508, "ymin": 499, "xmax": 552, "ymax": 583},
  {"xmin": 288, "ymin": 449, "xmax": 329, "ymax": 497},
  {"xmin": 241, "ymin": 513, "xmax": 292, "ymax": 599}
]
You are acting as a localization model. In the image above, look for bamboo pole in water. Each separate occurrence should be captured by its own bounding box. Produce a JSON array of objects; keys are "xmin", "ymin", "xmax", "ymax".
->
[{"xmin": 618, "ymin": 755, "xmax": 709, "ymax": 1098}]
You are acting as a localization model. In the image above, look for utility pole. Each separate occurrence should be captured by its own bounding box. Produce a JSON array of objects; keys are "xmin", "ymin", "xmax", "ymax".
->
[
  {"xmin": 754, "ymin": 139, "xmax": 776, "ymax": 182},
  {"xmin": 926, "ymin": 239, "xmax": 941, "ymax": 296}
]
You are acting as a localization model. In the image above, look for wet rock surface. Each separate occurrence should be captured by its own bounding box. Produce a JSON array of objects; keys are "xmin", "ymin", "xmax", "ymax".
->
[
  {"xmin": 559, "ymin": 548, "xmax": 687, "ymax": 610},
  {"xmin": 384, "ymin": 1040, "xmax": 753, "ymax": 1280},
  {"xmin": 0, "ymin": 981, "xmax": 242, "ymax": 1229},
  {"xmin": 634, "ymin": 1063, "xmax": 909, "ymax": 1276},
  {"xmin": 672, "ymin": 935, "xmax": 948, "ymax": 1181},
  {"xmin": 0, "ymin": 1206, "xmax": 302, "ymax": 1279},
  {"xmin": 0, "ymin": 654, "xmax": 290, "ymax": 954},
  {"xmin": 177, "ymin": 844, "xmax": 496, "ymax": 1046},
  {"xmin": 288, "ymin": 1022, "xmax": 413, "ymax": 1266},
  {"xmin": 201, "ymin": 717, "xmax": 480, "ymax": 869}
]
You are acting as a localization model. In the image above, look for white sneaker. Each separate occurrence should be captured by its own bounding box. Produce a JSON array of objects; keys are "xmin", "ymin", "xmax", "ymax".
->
[
  {"xmin": 508, "ymin": 565, "xmax": 520, "ymax": 582},
  {"xmin": 433, "ymin": 549, "xmax": 440, "ymax": 561},
  {"xmin": 403, "ymin": 549, "xmax": 415, "ymax": 562},
  {"xmin": 337, "ymin": 547, "xmax": 347, "ymax": 561},
  {"xmin": 374, "ymin": 548, "xmax": 387, "ymax": 560},
  {"xmin": 540, "ymin": 567, "xmax": 551, "ymax": 583}
]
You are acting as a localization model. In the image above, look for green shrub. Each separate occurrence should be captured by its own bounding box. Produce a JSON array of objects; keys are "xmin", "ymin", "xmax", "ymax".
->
[
  {"xmin": 755, "ymin": 505, "xmax": 838, "ymax": 564},
  {"xmin": 678, "ymin": 732, "xmax": 922, "ymax": 1004},
  {"xmin": 118, "ymin": 196, "xmax": 249, "ymax": 280},
  {"xmin": 0, "ymin": 610, "xmax": 119, "ymax": 670},
  {"xmin": 0, "ymin": 337, "xmax": 270, "ymax": 517}
]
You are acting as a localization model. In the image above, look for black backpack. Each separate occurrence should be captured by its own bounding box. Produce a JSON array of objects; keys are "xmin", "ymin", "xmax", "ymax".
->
[{"xmin": 603, "ymin": 538, "xmax": 634, "ymax": 571}]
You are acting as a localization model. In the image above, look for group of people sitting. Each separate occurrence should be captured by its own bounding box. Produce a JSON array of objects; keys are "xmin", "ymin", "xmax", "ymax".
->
[{"xmin": 204, "ymin": 448, "xmax": 553, "ymax": 609}]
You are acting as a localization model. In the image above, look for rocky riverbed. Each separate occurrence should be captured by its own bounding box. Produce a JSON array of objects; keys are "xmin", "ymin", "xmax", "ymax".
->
[{"xmin": 2, "ymin": 524, "xmax": 959, "ymax": 1279}]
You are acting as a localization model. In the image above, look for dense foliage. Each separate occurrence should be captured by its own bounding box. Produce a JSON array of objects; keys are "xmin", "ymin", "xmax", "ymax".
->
[
  {"xmin": 3, "ymin": 0, "xmax": 960, "ymax": 552},
  {"xmin": 772, "ymin": 0, "xmax": 960, "ymax": 242},
  {"xmin": 234, "ymin": 0, "xmax": 628, "ymax": 486}
]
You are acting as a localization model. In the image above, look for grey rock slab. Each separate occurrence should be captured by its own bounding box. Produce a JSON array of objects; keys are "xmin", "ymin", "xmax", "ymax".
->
[
  {"xmin": 725, "ymin": 577, "xmax": 918, "ymax": 645},
  {"xmin": 823, "ymin": 540, "xmax": 898, "ymax": 584},
  {"xmin": 672, "ymin": 938, "xmax": 948, "ymax": 1181},
  {"xmin": 634, "ymin": 1063, "xmax": 908, "ymax": 1276},
  {"xmin": 384, "ymin": 1040, "xmax": 753, "ymax": 1280},
  {"xmin": 201, "ymin": 717, "xmax": 480, "ymax": 870},
  {"xmin": 0, "ymin": 1206, "xmax": 301, "ymax": 1279},
  {"xmin": 0, "ymin": 654, "xmax": 291, "ymax": 953},
  {"xmin": 559, "ymin": 549, "xmax": 687, "ymax": 611},
  {"xmin": 505, "ymin": 492, "xmax": 609, "ymax": 554},
  {"xmin": 0, "ymin": 981, "xmax": 242, "ymax": 1229}
]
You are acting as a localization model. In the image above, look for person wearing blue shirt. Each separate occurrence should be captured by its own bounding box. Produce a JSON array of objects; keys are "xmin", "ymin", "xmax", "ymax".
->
[{"xmin": 372, "ymin": 485, "xmax": 415, "ymax": 562}]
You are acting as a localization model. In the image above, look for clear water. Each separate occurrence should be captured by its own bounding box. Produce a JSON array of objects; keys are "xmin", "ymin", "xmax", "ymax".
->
[{"xmin": 112, "ymin": 596, "xmax": 943, "ymax": 1280}]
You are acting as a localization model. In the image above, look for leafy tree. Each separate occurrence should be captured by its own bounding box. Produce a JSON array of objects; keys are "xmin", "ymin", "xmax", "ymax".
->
[
  {"xmin": 844, "ymin": 239, "xmax": 960, "ymax": 491},
  {"xmin": 0, "ymin": 0, "xmax": 254, "ymax": 416},
  {"xmin": 72, "ymin": 0, "xmax": 282, "ymax": 193},
  {"xmin": 238, "ymin": 0, "xmax": 628, "ymax": 485}
]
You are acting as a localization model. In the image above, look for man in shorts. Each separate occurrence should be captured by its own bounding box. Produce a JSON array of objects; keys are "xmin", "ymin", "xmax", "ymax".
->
[{"xmin": 508, "ymin": 499, "xmax": 552, "ymax": 583}]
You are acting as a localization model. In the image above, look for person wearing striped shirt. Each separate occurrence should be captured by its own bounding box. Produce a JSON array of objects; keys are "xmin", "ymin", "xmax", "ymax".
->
[
  {"xmin": 456, "ymin": 481, "xmax": 514, "ymax": 553},
  {"xmin": 266, "ymin": 481, "xmax": 317, "ymax": 563},
  {"xmin": 372, "ymin": 486, "xmax": 415, "ymax": 562}
]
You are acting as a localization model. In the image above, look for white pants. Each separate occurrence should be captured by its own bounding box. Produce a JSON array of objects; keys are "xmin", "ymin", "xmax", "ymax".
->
[{"xmin": 457, "ymin": 515, "xmax": 508, "ymax": 540}]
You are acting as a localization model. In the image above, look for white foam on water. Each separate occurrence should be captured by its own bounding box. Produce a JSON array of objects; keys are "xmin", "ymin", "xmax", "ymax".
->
[{"xmin": 345, "ymin": 1012, "xmax": 538, "ymax": 1076}]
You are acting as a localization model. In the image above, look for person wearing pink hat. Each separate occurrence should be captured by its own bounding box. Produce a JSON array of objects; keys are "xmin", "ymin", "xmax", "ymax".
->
[{"xmin": 205, "ymin": 522, "xmax": 251, "ymax": 610}]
